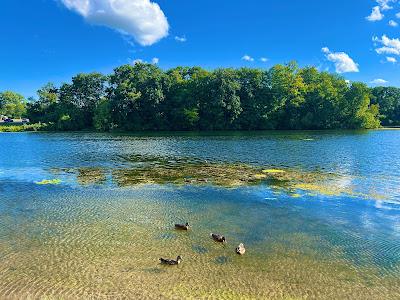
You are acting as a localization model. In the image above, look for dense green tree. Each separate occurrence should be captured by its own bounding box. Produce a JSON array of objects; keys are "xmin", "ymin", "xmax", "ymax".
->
[
  {"xmin": 269, "ymin": 62, "xmax": 306, "ymax": 129},
  {"xmin": 27, "ymin": 83, "xmax": 59, "ymax": 123},
  {"xmin": 93, "ymin": 98, "xmax": 112, "ymax": 131},
  {"xmin": 0, "ymin": 91, "xmax": 27, "ymax": 117},
  {"xmin": 60, "ymin": 73, "xmax": 107, "ymax": 129},
  {"xmin": 371, "ymin": 87, "xmax": 400, "ymax": 126},
  {"xmin": 235, "ymin": 68, "xmax": 276, "ymax": 129},
  {"xmin": 162, "ymin": 67, "xmax": 206, "ymax": 130},
  {"xmin": 343, "ymin": 82, "xmax": 380, "ymax": 129},
  {"xmin": 27, "ymin": 74, "xmax": 106, "ymax": 130},
  {"xmin": 108, "ymin": 64, "xmax": 143, "ymax": 130},
  {"xmin": 20, "ymin": 62, "xmax": 385, "ymax": 131},
  {"xmin": 197, "ymin": 68, "xmax": 242, "ymax": 130},
  {"xmin": 299, "ymin": 68, "xmax": 348, "ymax": 129},
  {"xmin": 108, "ymin": 63, "xmax": 167, "ymax": 130}
]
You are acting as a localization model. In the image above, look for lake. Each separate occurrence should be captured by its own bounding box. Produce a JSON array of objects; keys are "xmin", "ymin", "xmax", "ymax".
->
[{"xmin": 0, "ymin": 130, "xmax": 400, "ymax": 299}]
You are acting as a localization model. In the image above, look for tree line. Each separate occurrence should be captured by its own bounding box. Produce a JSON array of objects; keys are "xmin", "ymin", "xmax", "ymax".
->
[{"xmin": 1, "ymin": 62, "xmax": 400, "ymax": 131}]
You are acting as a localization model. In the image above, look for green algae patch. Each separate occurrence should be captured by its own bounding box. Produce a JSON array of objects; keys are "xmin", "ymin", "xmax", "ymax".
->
[
  {"xmin": 112, "ymin": 158, "xmax": 360, "ymax": 198},
  {"xmin": 49, "ymin": 154, "xmax": 386, "ymax": 200},
  {"xmin": 35, "ymin": 179, "xmax": 62, "ymax": 185},
  {"xmin": 112, "ymin": 162, "xmax": 266, "ymax": 188},
  {"xmin": 76, "ymin": 168, "xmax": 107, "ymax": 185},
  {"xmin": 50, "ymin": 167, "xmax": 107, "ymax": 185}
]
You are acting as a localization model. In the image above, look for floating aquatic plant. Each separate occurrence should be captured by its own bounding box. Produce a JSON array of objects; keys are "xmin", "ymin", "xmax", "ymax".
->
[
  {"xmin": 35, "ymin": 179, "xmax": 62, "ymax": 185},
  {"xmin": 262, "ymin": 169, "xmax": 286, "ymax": 174},
  {"xmin": 290, "ymin": 193, "xmax": 302, "ymax": 198},
  {"xmin": 50, "ymin": 154, "xmax": 385, "ymax": 200},
  {"xmin": 76, "ymin": 168, "xmax": 107, "ymax": 185},
  {"xmin": 254, "ymin": 174, "xmax": 268, "ymax": 179}
]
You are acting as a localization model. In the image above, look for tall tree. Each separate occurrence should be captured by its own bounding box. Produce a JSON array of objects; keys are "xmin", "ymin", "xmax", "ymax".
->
[
  {"xmin": 236, "ymin": 68, "xmax": 275, "ymax": 129},
  {"xmin": 53, "ymin": 73, "xmax": 107, "ymax": 130},
  {"xmin": 27, "ymin": 83, "xmax": 59, "ymax": 123},
  {"xmin": 371, "ymin": 87, "xmax": 400, "ymax": 126},
  {"xmin": 22, "ymin": 62, "xmax": 382, "ymax": 131},
  {"xmin": 343, "ymin": 82, "xmax": 380, "ymax": 129},
  {"xmin": 197, "ymin": 68, "xmax": 242, "ymax": 130},
  {"xmin": 299, "ymin": 68, "xmax": 348, "ymax": 129},
  {"xmin": 269, "ymin": 62, "xmax": 306, "ymax": 129},
  {"xmin": 108, "ymin": 63, "xmax": 167, "ymax": 130},
  {"xmin": 0, "ymin": 91, "xmax": 27, "ymax": 118},
  {"xmin": 163, "ymin": 67, "xmax": 205, "ymax": 130}
]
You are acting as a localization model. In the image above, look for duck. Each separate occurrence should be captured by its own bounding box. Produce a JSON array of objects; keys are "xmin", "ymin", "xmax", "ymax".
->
[
  {"xmin": 175, "ymin": 222, "xmax": 190, "ymax": 230},
  {"xmin": 211, "ymin": 233, "xmax": 226, "ymax": 243},
  {"xmin": 159, "ymin": 256, "xmax": 182, "ymax": 265},
  {"xmin": 236, "ymin": 243, "xmax": 246, "ymax": 255}
]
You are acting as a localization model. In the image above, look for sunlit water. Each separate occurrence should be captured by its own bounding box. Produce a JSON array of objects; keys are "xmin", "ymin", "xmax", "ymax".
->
[{"xmin": 1, "ymin": 130, "xmax": 400, "ymax": 299}]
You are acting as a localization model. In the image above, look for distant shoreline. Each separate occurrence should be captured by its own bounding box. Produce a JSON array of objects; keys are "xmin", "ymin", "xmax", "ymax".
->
[
  {"xmin": 2, "ymin": 123, "xmax": 400, "ymax": 133},
  {"xmin": 380, "ymin": 126, "xmax": 400, "ymax": 130}
]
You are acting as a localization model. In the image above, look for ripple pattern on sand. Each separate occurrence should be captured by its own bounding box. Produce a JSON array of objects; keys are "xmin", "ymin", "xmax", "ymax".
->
[{"xmin": 1, "ymin": 185, "xmax": 400, "ymax": 299}]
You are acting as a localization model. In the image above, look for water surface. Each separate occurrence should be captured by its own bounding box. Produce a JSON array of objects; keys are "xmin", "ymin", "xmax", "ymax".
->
[{"xmin": 0, "ymin": 130, "xmax": 400, "ymax": 299}]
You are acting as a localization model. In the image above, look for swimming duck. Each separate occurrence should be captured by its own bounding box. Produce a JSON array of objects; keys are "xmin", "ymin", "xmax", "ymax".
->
[
  {"xmin": 211, "ymin": 233, "xmax": 226, "ymax": 243},
  {"xmin": 175, "ymin": 222, "xmax": 190, "ymax": 230},
  {"xmin": 159, "ymin": 256, "xmax": 182, "ymax": 265},
  {"xmin": 236, "ymin": 243, "xmax": 246, "ymax": 255}
]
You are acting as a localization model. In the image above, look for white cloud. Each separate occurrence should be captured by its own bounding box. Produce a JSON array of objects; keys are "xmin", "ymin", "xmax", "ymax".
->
[
  {"xmin": 242, "ymin": 55, "xmax": 254, "ymax": 62},
  {"xmin": 260, "ymin": 57, "xmax": 268, "ymax": 62},
  {"xmin": 389, "ymin": 20, "xmax": 399, "ymax": 26},
  {"xmin": 60, "ymin": 0, "xmax": 169, "ymax": 46},
  {"xmin": 373, "ymin": 35, "xmax": 400, "ymax": 55},
  {"xmin": 366, "ymin": 1, "xmax": 397, "ymax": 21},
  {"xmin": 377, "ymin": 0, "xmax": 396, "ymax": 10},
  {"xmin": 131, "ymin": 57, "xmax": 159, "ymax": 64},
  {"xmin": 321, "ymin": 47, "xmax": 359, "ymax": 73},
  {"xmin": 377, "ymin": 47, "xmax": 400, "ymax": 54},
  {"xmin": 321, "ymin": 47, "xmax": 330, "ymax": 54},
  {"xmin": 174, "ymin": 36, "xmax": 187, "ymax": 42},
  {"xmin": 387, "ymin": 56, "xmax": 397, "ymax": 62},
  {"xmin": 396, "ymin": 12, "xmax": 400, "ymax": 18},
  {"xmin": 370, "ymin": 78, "xmax": 388, "ymax": 84},
  {"xmin": 366, "ymin": 6, "xmax": 384, "ymax": 21}
]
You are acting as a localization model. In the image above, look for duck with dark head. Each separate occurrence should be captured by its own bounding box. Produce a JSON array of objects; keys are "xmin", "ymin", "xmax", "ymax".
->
[
  {"xmin": 211, "ymin": 233, "xmax": 226, "ymax": 243},
  {"xmin": 175, "ymin": 222, "xmax": 190, "ymax": 230},
  {"xmin": 159, "ymin": 256, "xmax": 182, "ymax": 265}
]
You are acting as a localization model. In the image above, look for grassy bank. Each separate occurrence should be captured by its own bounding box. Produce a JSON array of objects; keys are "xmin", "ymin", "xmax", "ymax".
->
[{"xmin": 0, "ymin": 123, "xmax": 48, "ymax": 132}]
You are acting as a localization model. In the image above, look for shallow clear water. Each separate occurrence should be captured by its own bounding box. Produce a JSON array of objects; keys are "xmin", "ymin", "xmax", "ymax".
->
[{"xmin": 0, "ymin": 130, "xmax": 400, "ymax": 299}]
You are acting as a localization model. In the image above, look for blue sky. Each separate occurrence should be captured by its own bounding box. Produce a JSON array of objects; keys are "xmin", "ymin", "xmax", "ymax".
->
[{"xmin": 1, "ymin": 0, "xmax": 400, "ymax": 97}]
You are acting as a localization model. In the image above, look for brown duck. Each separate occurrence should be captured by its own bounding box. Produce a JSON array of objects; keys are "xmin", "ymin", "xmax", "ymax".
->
[
  {"xmin": 211, "ymin": 233, "xmax": 226, "ymax": 243},
  {"xmin": 175, "ymin": 222, "xmax": 190, "ymax": 230},
  {"xmin": 236, "ymin": 243, "xmax": 246, "ymax": 255},
  {"xmin": 159, "ymin": 256, "xmax": 182, "ymax": 265}
]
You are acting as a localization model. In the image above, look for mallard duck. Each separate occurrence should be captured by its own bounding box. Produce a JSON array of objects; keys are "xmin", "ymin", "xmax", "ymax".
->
[
  {"xmin": 175, "ymin": 222, "xmax": 190, "ymax": 230},
  {"xmin": 211, "ymin": 233, "xmax": 226, "ymax": 243},
  {"xmin": 159, "ymin": 256, "xmax": 182, "ymax": 265},
  {"xmin": 236, "ymin": 243, "xmax": 246, "ymax": 255}
]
